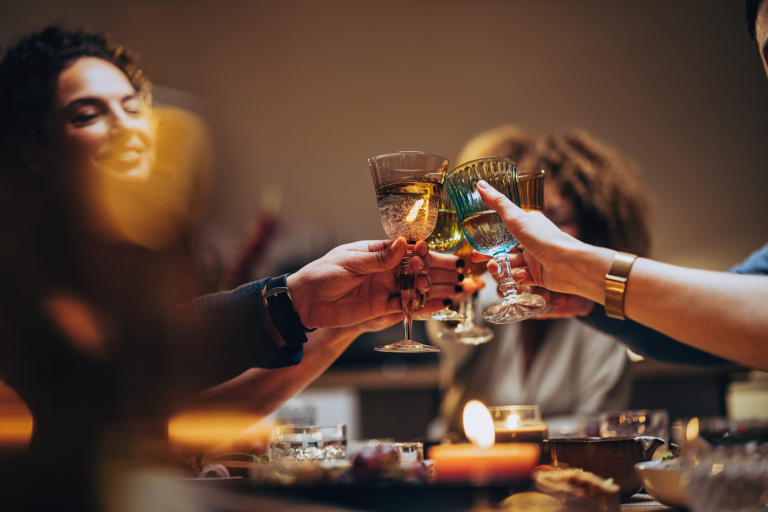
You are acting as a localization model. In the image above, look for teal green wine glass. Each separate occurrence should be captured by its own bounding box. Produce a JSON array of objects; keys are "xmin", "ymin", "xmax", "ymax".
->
[
  {"xmin": 444, "ymin": 157, "xmax": 546, "ymax": 323},
  {"xmin": 369, "ymin": 151, "xmax": 449, "ymax": 353}
]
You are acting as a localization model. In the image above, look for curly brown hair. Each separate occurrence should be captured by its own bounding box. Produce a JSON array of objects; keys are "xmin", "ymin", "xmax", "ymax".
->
[
  {"xmin": 457, "ymin": 125, "xmax": 652, "ymax": 257},
  {"xmin": 0, "ymin": 25, "xmax": 150, "ymax": 183}
]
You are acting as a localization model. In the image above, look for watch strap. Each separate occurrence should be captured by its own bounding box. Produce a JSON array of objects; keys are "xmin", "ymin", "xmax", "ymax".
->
[
  {"xmin": 604, "ymin": 252, "xmax": 638, "ymax": 320},
  {"xmin": 263, "ymin": 274, "xmax": 310, "ymax": 348}
]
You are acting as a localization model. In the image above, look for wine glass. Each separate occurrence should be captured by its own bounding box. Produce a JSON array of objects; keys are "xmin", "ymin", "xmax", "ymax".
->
[
  {"xmin": 516, "ymin": 169, "xmax": 554, "ymax": 316},
  {"xmin": 369, "ymin": 151, "xmax": 450, "ymax": 353},
  {"xmin": 444, "ymin": 157, "xmax": 546, "ymax": 324},
  {"xmin": 414, "ymin": 189, "xmax": 466, "ymax": 321},
  {"xmin": 436, "ymin": 239, "xmax": 494, "ymax": 345}
]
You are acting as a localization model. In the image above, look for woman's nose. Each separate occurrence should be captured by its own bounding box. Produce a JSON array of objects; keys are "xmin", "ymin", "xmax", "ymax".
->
[{"xmin": 109, "ymin": 107, "xmax": 137, "ymax": 137}]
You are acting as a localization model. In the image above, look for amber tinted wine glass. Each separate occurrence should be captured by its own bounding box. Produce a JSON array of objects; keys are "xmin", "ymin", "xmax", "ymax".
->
[{"xmin": 369, "ymin": 151, "xmax": 449, "ymax": 353}]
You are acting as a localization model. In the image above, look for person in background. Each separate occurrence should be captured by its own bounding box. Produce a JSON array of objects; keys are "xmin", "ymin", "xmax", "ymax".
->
[{"xmin": 431, "ymin": 125, "xmax": 652, "ymax": 438}]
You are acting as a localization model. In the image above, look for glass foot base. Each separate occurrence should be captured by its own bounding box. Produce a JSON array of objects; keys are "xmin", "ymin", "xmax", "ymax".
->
[
  {"xmin": 413, "ymin": 308, "xmax": 468, "ymax": 322},
  {"xmin": 482, "ymin": 293, "xmax": 546, "ymax": 324},
  {"xmin": 374, "ymin": 340, "xmax": 441, "ymax": 353},
  {"xmin": 453, "ymin": 323, "xmax": 495, "ymax": 345}
]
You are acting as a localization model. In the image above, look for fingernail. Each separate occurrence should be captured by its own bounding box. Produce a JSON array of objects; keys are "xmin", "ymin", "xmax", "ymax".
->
[
  {"xmin": 454, "ymin": 285, "xmax": 463, "ymax": 293},
  {"xmin": 443, "ymin": 299, "xmax": 453, "ymax": 307},
  {"xmin": 477, "ymin": 180, "xmax": 489, "ymax": 189},
  {"xmin": 457, "ymin": 273, "xmax": 465, "ymax": 282},
  {"xmin": 391, "ymin": 238, "xmax": 402, "ymax": 251},
  {"xmin": 456, "ymin": 259, "xmax": 465, "ymax": 268}
]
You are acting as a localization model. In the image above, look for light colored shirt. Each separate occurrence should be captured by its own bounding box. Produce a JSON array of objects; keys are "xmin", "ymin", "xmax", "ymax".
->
[{"xmin": 429, "ymin": 285, "xmax": 630, "ymax": 437}]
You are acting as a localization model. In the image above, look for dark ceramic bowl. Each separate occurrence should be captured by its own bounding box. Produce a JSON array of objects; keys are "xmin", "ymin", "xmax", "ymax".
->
[{"xmin": 543, "ymin": 436, "xmax": 664, "ymax": 498}]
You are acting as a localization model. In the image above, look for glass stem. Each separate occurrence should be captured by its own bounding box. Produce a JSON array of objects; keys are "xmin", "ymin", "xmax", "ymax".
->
[
  {"xmin": 464, "ymin": 293, "xmax": 476, "ymax": 326},
  {"xmin": 494, "ymin": 252, "xmax": 519, "ymax": 304},
  {"xmin": 400, "ymin": 244, "xmax": 415, "ymax": 341}
]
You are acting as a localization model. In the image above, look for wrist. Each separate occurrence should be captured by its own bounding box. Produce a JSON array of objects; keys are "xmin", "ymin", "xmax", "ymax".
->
[
  {"xmin": 285, "ymin": 272, "xmax": 317, "ymax": 330},
  {"xmin": 563, "ymin": 242, "xmax": 615, "ymax": 304}
]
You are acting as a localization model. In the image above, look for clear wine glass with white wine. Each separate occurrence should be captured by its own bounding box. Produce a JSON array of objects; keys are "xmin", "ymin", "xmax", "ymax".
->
[
  {"xmin": 444, "ymin": 157, "xmax": 546, "ymax": 324},
  {"xmin": 369, "ymin": 151, "xmax": 450, "ymax": 352},
  {"xmin": 414, "ymin": 188, "xmax": 466, "ymax": 322}
]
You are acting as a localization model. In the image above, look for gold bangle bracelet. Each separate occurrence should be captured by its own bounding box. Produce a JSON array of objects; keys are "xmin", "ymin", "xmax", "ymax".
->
[{"xmin": 605, "ymin": 252, "xmax": 638, "ymax": 320}]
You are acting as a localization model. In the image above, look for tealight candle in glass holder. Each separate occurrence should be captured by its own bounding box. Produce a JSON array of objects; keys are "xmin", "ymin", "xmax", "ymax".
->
[
  {"xmin": 269, "ymin": 424, "xmax": 347, "ymax": 461},
  {"xmin": 488, "ymin": 405, "xmax": 548, "ymax": 446}
]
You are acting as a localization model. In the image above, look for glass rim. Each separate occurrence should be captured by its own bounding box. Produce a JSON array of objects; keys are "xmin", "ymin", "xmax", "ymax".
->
[
  {"xmin": 368, "ymin": 150, "xmax": 450, "ymax": 165},
  {"xmin": 487, "ymin": 405, "xmax": 541, "ymax": 412},
  {"xmin": 447, "ymin": 155, "xmax": 516, "ymax": 175},
  {"xmin": 272, "ymin": 423, "xmax": 347, "ymax": 431},
  {"xmin": 600, "ymin": 409, "xmax": 668, "ymax": 417},
  {"xmin": 517, "ymin": 168, "xmax": 546, "ymax": 177}
]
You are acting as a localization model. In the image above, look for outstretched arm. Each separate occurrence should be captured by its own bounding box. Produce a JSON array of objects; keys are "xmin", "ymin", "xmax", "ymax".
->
[{"xmin": 475, "ymin": 180, "xmax": 768, "ymax": 371}]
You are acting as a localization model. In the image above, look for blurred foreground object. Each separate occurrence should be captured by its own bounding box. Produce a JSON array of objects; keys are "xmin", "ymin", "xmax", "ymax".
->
[{"xmin": 0, "ymin": 382, "xmax": 33, "ymax": 455}]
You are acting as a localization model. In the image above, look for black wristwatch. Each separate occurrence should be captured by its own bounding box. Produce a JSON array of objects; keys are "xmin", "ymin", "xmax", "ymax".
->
[{"xmin": 263, "ymin": 273, "xmax": 315, "ymax": 348}]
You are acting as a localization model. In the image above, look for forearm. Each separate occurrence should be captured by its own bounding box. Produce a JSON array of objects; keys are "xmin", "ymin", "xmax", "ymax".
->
[
  {"xmin": 176, "ymin": 325, "xmax": 363, "ymax": 417},
  {"xmin": 567, "ymin": 245, "xmax": 768, "ymax": 370}
]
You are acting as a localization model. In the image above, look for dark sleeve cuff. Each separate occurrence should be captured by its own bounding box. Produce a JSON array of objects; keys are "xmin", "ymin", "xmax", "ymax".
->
[
  {"xmin": 580, "ymin": 305, "xmax": 732, "ymax": 367},
  {"xmin": 174, "ymin": 279, "xmax": 303, "ymax": 372}
]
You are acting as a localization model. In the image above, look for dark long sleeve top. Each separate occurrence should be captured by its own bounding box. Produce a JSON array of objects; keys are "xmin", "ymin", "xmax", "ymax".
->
[
  {"xmin": 580, "ymin": 242, "xmax": 768, "ymax": 366},
  {"xmin": 170, "ymin": 278, "xmax": 302, "ymax": 396}
]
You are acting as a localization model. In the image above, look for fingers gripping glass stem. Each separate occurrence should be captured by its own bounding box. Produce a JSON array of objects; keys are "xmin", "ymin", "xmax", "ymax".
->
[
  {"xmin": 400, "ymin": 246, "xmax": 415, "ymax": 342},
  {"xmin": 482, "ymin": 252, "xmax": 546, "ymax": 324}
]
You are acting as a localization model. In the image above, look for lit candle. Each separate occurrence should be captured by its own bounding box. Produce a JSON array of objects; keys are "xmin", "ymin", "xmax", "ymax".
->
[{"xmin": 428, "ymin": 400, "xmax": 540, "ymax": 483}]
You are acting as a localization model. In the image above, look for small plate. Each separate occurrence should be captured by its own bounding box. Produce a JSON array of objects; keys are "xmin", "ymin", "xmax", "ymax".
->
[{"xmin": 634, "ymin": 460, "xmax": 690, "ymax": 509}]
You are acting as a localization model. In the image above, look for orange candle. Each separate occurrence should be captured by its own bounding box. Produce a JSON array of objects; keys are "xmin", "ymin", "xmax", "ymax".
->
[
  {"xmin": 428, "ymin": 400, "xmax": 541, "ymax": 483},
  {"xmin": 429, "ymin": 443, "xmax": 540, "ymax": 482}
]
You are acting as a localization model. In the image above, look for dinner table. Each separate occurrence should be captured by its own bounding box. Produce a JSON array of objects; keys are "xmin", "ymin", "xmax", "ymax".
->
[{"xmin": 195, "ymin": 483, "xmax": 685, "ymax": 512}]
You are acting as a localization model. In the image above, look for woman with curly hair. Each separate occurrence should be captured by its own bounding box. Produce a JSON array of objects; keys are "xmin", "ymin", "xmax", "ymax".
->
[{"xmin": 433, "ymin": 125, "xmax": 654, "ymax": 437}]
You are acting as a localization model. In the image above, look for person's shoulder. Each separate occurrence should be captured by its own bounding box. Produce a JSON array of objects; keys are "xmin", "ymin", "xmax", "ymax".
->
[{"xmin": 728, "ymin": 242, "xmax": 768, "ymax": 275}]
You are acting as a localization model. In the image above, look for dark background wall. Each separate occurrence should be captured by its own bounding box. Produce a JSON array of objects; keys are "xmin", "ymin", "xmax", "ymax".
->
[{"xmin": 2, "ymin": 0, "xmax": 766, "ymax": 271}]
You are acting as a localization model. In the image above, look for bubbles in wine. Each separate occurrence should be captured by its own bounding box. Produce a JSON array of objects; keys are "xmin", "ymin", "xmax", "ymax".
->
[{"xmin": 376, "ymin": 181, "xmax": 441, "ymax": 242}]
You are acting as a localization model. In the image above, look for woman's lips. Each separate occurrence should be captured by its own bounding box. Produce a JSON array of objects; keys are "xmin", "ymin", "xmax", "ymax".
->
[
  {"xmin": 101, "ymin": 150, "xmax": 141, "ymax": 163},
  {"xmin": 97, "ymin": 150, "xmax": 146, "ymax": 173}
]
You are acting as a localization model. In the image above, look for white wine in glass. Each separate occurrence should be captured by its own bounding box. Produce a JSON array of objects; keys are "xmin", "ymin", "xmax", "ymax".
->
[{"xmin": 369, "ymin": 152, "xmax": 450, "ymax": 353}]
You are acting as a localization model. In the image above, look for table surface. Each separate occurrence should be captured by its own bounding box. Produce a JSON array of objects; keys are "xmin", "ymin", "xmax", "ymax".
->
[{"xmin": 198, "ymin": 486, "xmax": 683, "ymax": 512}]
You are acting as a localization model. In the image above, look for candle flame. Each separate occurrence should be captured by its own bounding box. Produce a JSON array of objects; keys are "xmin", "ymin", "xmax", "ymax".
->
[
  {"xmin": 506, "ymin": 414, "xmax": 520, "ymax": 430},
  {"xmin": 463, "ymin": 400, "xmax": 495, "ymax": 449},
  {"xmin": 405, "ymin": 199, "xmax": 424, "ymax": 222},
  {"xmin": 686, "ymin": 417, "xmax": 699, "ymax": 443}
]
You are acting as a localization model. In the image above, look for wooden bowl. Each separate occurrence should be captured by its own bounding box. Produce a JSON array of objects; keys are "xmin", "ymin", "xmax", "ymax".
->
[{"xmin": 543, "ymin": 437, "xmax": 664, "ymax": 498}]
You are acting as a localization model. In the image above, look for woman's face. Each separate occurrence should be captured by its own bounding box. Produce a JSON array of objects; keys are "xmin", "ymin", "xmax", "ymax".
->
[
  {"xmin": 45, "ymin": 57, "xmax": 156, "ymax": 182},
  {"xmin": 544, "ymin": 178, "xmax": 580, "ymax": 239}
]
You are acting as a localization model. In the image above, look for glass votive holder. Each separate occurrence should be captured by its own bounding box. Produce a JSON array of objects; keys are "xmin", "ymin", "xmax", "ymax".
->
[
  {"xmin": 487, "ymin": 405, "xmax": 548, "ymax": 444},
  {"xmin": 269, "ymin": 424, "xmax": 347, "ymax": 461},
  {"xmin": 600, "ymin": 410, "xmax": 669, "ymax": 444},
  {"xmin": 384, "ymin": 442, "xmax": 424, "ymax": 463}
]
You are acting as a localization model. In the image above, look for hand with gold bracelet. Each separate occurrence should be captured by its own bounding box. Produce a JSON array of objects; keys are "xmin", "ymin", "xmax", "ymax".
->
[{"xmin": 471, "ymin": 180, "xmax": 768, "ymax": 371}]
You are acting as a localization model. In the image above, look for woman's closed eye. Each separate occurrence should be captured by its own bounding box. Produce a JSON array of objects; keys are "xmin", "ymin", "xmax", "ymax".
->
[
  {"xmin": 70, "ymin": 107, "xmax": 101, "ymax": 125},
  {"xmin": 122, "ymin": 97, "xmax": 142, "ymax": 115}
]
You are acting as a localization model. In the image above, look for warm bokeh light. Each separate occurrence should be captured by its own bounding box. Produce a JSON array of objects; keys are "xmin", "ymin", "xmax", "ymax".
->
[
  {"xmin": 167, "ymin": 410, "xmax": 265, "ymax": 453},
  {"xmin": 506, "ymin": 413, "xmax": 520, "ymax": 430},
  {"xmin": 463, "ymin": 400, "xmax": 494, "ymax": 449},
  {"xmin": 0, "ymin": 382, "xmax": 34, "ymax": 454},
  {"xmin": 41, "ymin": 294, "xmax": 109, "ymax": 360},
  {"xmin": 686, "ymin": 417, "xmax": 699, "ymax": 443}
]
